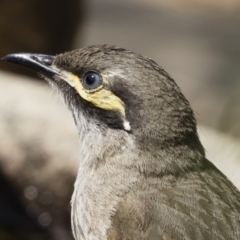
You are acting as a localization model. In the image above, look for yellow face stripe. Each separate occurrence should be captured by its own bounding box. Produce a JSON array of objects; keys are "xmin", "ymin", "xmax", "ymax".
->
[{"xmin": 63, "ymin": 72, "xmax": 126, "ymax": 116}]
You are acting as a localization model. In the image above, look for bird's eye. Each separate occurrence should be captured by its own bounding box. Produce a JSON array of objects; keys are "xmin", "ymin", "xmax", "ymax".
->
[{"xmin": 82, "ymin": 71, "xmax": 102, "ymax": 90}]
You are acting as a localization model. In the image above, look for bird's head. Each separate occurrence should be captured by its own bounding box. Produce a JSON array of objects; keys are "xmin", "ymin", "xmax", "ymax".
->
[{"xmin": 2, "ymin": 45, "xmax": 204, "ymax": 157}]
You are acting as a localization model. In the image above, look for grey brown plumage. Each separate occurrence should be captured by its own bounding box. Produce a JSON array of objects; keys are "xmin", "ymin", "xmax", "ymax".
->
[{"xmin": 2, "ymin": 45, "xmax": 240, "ymax": 240}]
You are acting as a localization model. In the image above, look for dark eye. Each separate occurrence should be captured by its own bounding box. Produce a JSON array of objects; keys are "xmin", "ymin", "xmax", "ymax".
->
[{"xmin": 82, "ymin": 71, "xmax": 102, "ymax": 90}]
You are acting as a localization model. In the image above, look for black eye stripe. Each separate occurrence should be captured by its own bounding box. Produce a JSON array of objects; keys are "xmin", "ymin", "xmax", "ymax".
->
[{"xmin": 82, "ymin": 71, "xmax": 102, "ymax": 90}]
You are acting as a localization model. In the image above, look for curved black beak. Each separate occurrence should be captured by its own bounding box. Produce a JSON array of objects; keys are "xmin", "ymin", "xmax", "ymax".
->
[{"xmin": 1, "ymin": 53, "xmax": 58, "ymax": 77}]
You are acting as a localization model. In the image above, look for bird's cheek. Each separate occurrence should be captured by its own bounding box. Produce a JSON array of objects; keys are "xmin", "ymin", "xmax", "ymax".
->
[{"xmin": 75, "ymin": 86, "xmax": 132, "ymax": 132}]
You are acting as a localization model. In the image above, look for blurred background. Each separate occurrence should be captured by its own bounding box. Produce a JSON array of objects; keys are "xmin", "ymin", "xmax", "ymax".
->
[{"xmin": 0, "ymin": 0, "xmax": 239, "ymax": 239}]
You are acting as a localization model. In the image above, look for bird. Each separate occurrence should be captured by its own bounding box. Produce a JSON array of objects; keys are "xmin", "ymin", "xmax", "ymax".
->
[{"xmin": 2, "ymin": 45, "xmax": 240, "ymax": 240}]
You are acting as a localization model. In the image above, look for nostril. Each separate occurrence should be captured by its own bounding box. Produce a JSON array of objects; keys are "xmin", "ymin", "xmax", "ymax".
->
[
  {"xmin": 31, "ymin": 55, "xmax": 53, "ymax": 66},
  {"xmin": 41, "ymin": 56, "xmax": 53, "ymax": 66}
]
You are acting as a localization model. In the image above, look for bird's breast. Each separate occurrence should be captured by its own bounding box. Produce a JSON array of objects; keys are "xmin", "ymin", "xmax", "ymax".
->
[{"xmin": 71, "ymin": 159, "xmax": 140, "ymax": 240}]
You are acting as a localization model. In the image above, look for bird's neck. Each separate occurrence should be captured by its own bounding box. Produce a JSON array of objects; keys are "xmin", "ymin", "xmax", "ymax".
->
[
  {"xmin": 71, "ymin": 130, "xmax": 205, "ymax": 240},
  {"xmin": 134, "ymin": 129, "xmax": 206, "ymax": 177},
  {"xmin": 71, "ymin": 112, "xmax": 206, "ymax": 239}
]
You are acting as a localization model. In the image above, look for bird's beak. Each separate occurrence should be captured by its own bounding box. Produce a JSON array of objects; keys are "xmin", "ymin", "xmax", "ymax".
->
[{"xmin": 1, "ymin": 53, "xmax": 59, "ymax": 77}]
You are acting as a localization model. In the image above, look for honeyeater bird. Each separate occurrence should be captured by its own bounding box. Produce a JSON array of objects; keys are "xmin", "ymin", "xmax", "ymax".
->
[{"xmin": 2, "ymin": 45, "xmax": 240, "ymax": 240}]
